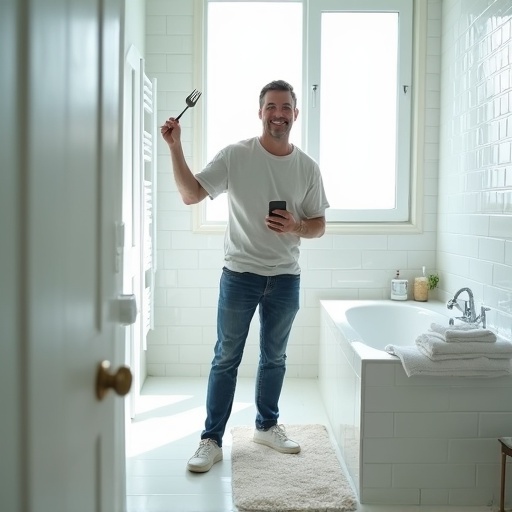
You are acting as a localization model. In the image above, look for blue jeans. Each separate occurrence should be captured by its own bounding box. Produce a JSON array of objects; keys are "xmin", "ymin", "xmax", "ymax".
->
[{"xmin": 201, "ymin": 268, "xmax": 300, "ymax": 447}]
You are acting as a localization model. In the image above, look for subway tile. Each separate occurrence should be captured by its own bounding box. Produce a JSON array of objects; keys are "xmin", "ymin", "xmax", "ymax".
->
[
  {"xmin": 145, "ymin": 53, "xmax": 167, "ymax": 73},
  {"xmin": 363, "ymin": 364, "xmax": 396, "ymax": 386},
  {"xmin": 146, "ymin": 0, "xmax": 193, "ymax": 16},
  {"xmin": 420, "ymin": 488, "xmax": 450, "ymax": 505},
  {"xmin": 479, "ymin": 237, "xmax": 505, "ymax": 263},
  {"xmin": 332, "ymin": 269, "xmax": 389, "ymax": 289},
  {"xmin": 493, "ymin": 263, "xmax": 512, "ymax": 289},
  {"xmin": 450, "ymin": 386, "xmax": 512, "ymax": 412},
  {"xmin": 166, "ymin": 288, "xmax": 201, "ymax": 307},
  {"xmin": 362, "ymin": 463, "xmax": 392, "ymax": 487},
  {"xmin": 361, "ymin": 487, "xmax": 420, "ymax": 505},
  {"xmin": 332, "ymin": 235, "xmax": 388, "ymax": 250},
  {"xmin": 468, "ymin": 258, "xmax": 494, "ymax": 283},
  {"xmin": 448, "ymin": 487, "xmax": 494, "ymax": 506},
  {"xmin": 166, "ymin": 16, "xmax": 193, "ymax": 35},
  {"xmin": 146, "ymin": 344, "xmax": 179, "ymax": 364},
  {"xmin": 364, "ymin": 438, "xmax": 448, "ymax": 463},
  {"xmin": 449, "ymin": 438, "xmax": 502, "ymax": 463},
  {"xmin": 163, "ymin": 249, "xmax": 199, "ymax": 269},
  {"xmin": 146, "ymin": 15, "xmax": 166, "ymax": 35},
  {"xmin": 363, "ymin": 413, "xmax": 394, "ymax": 437},
  {"xmin": 176, "ymin": 269, "xmax": 221, "ymax": 288},
  {"xmin": 145, "ymin": 35, "xmax": 192, "ymax": 56},
  {"xmin": 392, "ymin": 463, "xmax": 475, "ymax": 488},
  {"xmin": 406, "ymin": 251, "xmax": 436, "ymax": 270},
  {"xmin": 307, "ymin": 249, "xmax": 362, "ymax": 270},
  {"xmin": 489, "ymin": 214, "xmax": 512, "ymax": 239},
  {"xmin": 300, "ymin": 270, "xmax": 332, "ymax": 288},
  {"xmin": 362, "ymin": 251, "xmax": 407, "ymax": 270},
  {"xmin": 180, "ymin": 344, "xmax": 212, "ymax": 365},
  {"xmin": 364, "ymin": 385, "xmax": 450, "ymax": 413},
  {"xmin": 394, "ymin": 412, "xmax": 478, "ymax": 438},
  {"xmin": 178, "ymin": 307, "xmax": 216, "ymax": 326},
  {"xmin": 166, "ymin": 325, "xmax": 202, "ymax": 345},
  {"xmin": 166, "ymin": 54, "xmax": 193, "ymax": 73}
]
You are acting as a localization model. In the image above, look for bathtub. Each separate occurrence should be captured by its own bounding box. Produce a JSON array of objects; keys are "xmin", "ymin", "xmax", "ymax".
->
[{"xmin": 319, "ymin": 300, "xmax": 512, "ymax": 507}]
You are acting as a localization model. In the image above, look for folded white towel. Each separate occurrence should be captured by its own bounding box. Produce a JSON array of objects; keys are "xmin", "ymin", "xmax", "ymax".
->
[
  {"xmin": 430, "ymin": 322, "xmax": 497, "ymax": 343},
  {"xmin": 416, "ymin": 334, "xmax": 512, "ymax": 361},
  {"xmin": 385, "ymin": 344, "xmax": 512, "ymax": 378},
  {"xmin": 430, "ymin": 322, "xmax": 477, "ymax": 334}
]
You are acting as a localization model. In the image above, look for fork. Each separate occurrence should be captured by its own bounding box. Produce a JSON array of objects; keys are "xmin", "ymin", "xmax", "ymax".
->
[{"xmin": 175, "ymin": 89, "xmax": 202, "ymax": 121}]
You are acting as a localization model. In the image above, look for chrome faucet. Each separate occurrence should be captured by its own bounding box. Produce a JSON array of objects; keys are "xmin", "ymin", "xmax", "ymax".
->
[{"xmin": 446, "ymin": 287, "xmax": 490, "ymax": 327}]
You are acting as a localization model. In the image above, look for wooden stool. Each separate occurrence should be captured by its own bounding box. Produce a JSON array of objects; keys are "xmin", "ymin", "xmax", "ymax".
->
[{"xmin": 499, "ymin": 437, "xmax": 512, "ymax": 512}]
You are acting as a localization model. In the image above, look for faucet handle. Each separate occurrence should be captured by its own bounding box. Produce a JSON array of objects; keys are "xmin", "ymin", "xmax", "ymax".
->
[{"xmin": 478, "ymin": 305, "xmax": 491, "ymax": 328}]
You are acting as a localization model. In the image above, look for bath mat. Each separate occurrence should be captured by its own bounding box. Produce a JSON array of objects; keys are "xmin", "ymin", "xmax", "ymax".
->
[{"xmin": 231, "ymin": 424, "xmax": 357, "ymax": 512}]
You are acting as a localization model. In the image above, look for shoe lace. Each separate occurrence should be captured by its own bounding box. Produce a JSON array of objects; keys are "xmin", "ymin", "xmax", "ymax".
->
[
  {"xmin": 194, "ymin": 438, "xmax": 216, "ymax": 458},
  {"xmin": 270, "ymin": 424, "xmax": 289, "ymax": 440}
]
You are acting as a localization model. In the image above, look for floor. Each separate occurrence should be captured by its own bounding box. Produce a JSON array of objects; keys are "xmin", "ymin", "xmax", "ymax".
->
[{"xmin": 126, "ymin": 376, "xmax": 497, "ymax": 512}]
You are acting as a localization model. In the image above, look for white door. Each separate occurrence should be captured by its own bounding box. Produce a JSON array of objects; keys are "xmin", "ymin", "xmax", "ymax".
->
[{"xmin": 0, "ymin": 1, "xmax": 130, "ymax": 511}]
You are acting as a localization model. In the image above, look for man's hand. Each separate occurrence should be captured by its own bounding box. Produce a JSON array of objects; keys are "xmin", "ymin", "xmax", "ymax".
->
[
  {"xmin": 265, "ymin": 209, "xmax": 297, "ymax": 234},
  {"xmin": 266, "ymin": 212, "xmax": 326, "ymax": 239},
  {"xmin": 160, "ymin": 117, "xmax": 181, "ymax": 148}
]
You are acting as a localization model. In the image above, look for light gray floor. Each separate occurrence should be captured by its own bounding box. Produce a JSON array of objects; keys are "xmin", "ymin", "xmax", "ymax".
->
[{"xmin": 126, "ymin": 376, "xmax": 496, "ymax": 512}]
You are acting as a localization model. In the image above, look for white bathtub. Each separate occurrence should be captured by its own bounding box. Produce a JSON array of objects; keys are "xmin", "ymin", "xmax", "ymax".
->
[
  {"xmin": 336, "ymin": 299, "xmax": 455, "ymax": 352},
  {"xmin": 319, "ymin": 299, "xmax": 512, "ymax": 507}
]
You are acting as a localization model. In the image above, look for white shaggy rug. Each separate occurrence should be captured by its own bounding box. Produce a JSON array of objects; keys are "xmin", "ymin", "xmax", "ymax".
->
[{"xmin": 231, "ymin": 424, "xmax": 357, "ymax": 512}]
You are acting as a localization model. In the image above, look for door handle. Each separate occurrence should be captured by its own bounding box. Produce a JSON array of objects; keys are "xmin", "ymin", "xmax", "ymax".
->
[
  {"xmin": 116, "ymin": 293, "xmax": 138, "ymax": 326},
  {"xmin": 95, "ymin": 360, "xmax": 132, "ymax": 400}
]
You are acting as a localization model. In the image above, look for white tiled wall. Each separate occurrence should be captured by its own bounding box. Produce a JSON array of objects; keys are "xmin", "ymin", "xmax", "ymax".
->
[
  {"xmin": 145, "ymin": 0, "xmax": 441, "ymax": 377},
  {"xmin": 437, "ymin": 0, "xmax": 512, "ymax": 337}
]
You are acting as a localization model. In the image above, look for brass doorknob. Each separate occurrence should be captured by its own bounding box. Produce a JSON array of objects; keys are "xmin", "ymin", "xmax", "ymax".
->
[{"xmin": 96, "ymin": 360, "xmax": 132, "ymax": 400}]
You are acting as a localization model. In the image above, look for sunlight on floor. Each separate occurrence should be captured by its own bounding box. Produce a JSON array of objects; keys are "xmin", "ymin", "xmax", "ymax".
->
[
  {"xmin": 125, "ymin": 377, "xmax": 494, "ymax": 512},
  {"xmin": 128, "ymin": 400, "xmax": 253, "ymax": 457}
]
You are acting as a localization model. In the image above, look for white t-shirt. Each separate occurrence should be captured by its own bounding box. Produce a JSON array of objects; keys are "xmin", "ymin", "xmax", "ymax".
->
[{"xmin": 195, "ymin": 137, "xmax": 329, "ymax": 276}]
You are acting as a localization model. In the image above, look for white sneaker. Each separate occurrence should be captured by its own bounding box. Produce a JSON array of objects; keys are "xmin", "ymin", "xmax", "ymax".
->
[
  {"xmin": 253, "ymin": 424, "xmax": 301, "ymax": 454},
  {"xmin": 187, "ymin": 439, "xmax": 223, "ymax": 473}
]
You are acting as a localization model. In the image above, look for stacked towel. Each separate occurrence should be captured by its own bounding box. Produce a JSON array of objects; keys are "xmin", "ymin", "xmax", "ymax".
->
[
  {"xmin": 385, "ymin": 345, "xmax": 512, "ymax": 378},
  {"xmin": 385, "ymin": 323, "xmax": 512, "ymax": 378},
  {"xmin": 416, "ymin": 333, "xmax": 512, "ymax": 361},
  {"xmin": 430, "ymin": 323, "xmax": 497, "ymax": 343}
]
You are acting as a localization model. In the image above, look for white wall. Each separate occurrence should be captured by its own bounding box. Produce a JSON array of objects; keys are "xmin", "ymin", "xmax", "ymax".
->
[
  {"xmin": 125, "ymin": 0, "xmax": 146, "ymax": 55},
  {"xmin": 437, "ymin": 0, "xmax": 512, "ymax": 338},
  {"xmin": 144, "ymin": 0, "xmax": 443, "ymax": 378}
]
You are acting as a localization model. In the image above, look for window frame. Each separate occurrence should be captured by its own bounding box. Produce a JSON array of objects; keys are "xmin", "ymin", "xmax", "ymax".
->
[{"xmin": 193, "ymin": 0, "xmax": 426, "ymax": 235}]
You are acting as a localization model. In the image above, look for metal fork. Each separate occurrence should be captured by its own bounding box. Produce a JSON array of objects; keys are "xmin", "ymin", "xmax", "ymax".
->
[{"xmin": 175, "ymin": 89, "xmax": 202, "ymax": 121}]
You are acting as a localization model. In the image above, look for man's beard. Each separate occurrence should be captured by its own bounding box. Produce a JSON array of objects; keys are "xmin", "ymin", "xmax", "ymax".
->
[{"xmin": 267, "ymin": 121, "xmax": 290, "ymax": 139}]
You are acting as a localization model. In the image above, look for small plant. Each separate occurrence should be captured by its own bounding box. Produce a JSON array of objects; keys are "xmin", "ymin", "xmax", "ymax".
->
[{"xmin": 427, "ymin": 273, "xmax": 439, "ymax": 290}]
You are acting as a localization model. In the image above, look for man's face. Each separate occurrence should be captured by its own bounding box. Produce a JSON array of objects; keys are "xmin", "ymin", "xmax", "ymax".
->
[{"xmin": 259, "ymin": 90, "xmax": 299, "ymax": 140}]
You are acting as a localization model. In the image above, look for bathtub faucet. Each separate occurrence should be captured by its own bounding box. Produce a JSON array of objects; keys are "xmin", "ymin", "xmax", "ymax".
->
[
  {"xmin": 446, "ymin": 287, "xmax": 477, "ymax": 323},
  {"xmin": 446, "ymin": 287, "xmax": 490, "ymax": 327}
]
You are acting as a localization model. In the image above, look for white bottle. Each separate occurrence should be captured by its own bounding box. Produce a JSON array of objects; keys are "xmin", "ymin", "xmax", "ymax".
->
[{"xmin": 391, "ymin": 270, "xmax": 408, "ymax": 300}]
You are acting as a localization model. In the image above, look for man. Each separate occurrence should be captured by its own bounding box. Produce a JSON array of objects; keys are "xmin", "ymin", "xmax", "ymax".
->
[{"xmin": 161, "ymin": 80, "xmax": 329, "ymax": 473}]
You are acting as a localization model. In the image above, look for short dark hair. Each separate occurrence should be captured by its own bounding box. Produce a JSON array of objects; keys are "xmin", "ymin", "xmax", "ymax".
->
[{"xmin": 259, "ymin": 80, "xmax": 297, "ymax": 108}]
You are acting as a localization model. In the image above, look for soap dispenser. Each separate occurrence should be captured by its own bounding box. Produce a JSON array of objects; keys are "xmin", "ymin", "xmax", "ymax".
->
[{"xmin": 391, "ymin": 270, "xmax": 408, "ymax": 301}]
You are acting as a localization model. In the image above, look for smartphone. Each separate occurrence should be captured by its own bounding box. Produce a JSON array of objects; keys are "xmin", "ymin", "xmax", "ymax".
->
[{"xmin": 268, "ymin": 200, "xmax": 287, "ymax": 218}]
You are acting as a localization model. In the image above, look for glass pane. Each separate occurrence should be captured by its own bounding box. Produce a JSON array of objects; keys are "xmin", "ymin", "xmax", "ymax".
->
[
  {"xmin": 320, "ymin": 12, "xmax": 398, "ymax": 210},
  {"xmin": 206, "ymin": 2, "xmax": 303, "ymax": 222}
]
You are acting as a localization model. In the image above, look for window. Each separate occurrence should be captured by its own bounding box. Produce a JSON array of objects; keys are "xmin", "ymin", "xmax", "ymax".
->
[{"xmin": 197, "ymin": 0, "xmax": 418, "ymax": 231}]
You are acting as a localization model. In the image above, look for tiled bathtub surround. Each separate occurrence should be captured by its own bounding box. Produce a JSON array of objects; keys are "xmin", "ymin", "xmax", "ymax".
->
[{"xmin": 319, "ymin": 300, "xmax": 512, "ymax": 506}]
